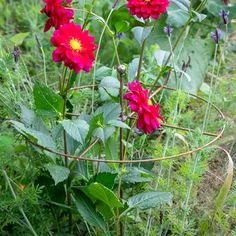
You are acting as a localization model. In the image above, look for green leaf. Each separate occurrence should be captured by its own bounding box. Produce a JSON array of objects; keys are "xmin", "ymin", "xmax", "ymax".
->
[
  {"xmin": 206, "ymin": 0, "xmax": 228, "ymax": 16},
  {"xmin": 128, "ymin": 58, "xmax": 139, "ymax": 82},
  {"xmin": 62, "ymin": 119, "xmax": 89, "ymax": 144},
  {"xmin": 72, "ymin": 191, "xmax": 106, "ymax": 230},
  {"xmin": 95, "ymin": 103, "xmax": 121, "ymax": 123},
  {"xmin": 99, "ymin": 76, "xmax": 120, "ymax": 101},
  {"xmin": 122, "ymin": 167, "xmax": 153, "ymax": 184},
  {"xmin": 95, "ymin": 66, "xmax": 112, "ymax": 81},
  {"xmin": 10, "ymin": 32, "xmax": 30, "ymax": 45},
  {"xmin": 33, "ymin": 82, "xmax": 64, "ymax": 118},
  {"xmin": 81, "ymin": 183, "xmax": 123, "ymax": 209},
  {"xmin": 167, "ymin": 0, "xmax": 190, "ymax": 27},
  {"xmin": 154, "ymin": 50, "xmax": 170, "ymax": 68},
  {"xmin": 107, "ymin": 120, "xmax": 130, "ymax": 129},
  {"xmin": 127, "ymin": 191, "xmax": 172, "ymax": 210},
  {"xmin": 132, "ymin": 26, "xmax": 153, "ymax": 46},
  {"xmin": 47, "ymin": 164, "xmax": 70, "ymax": 185},
  {"xmin": 93, "ymin": 127, "xmax": 115, "ymax": 144},
  {"xmin": 105, "ymin": 136, "xmax": 119, "ymax": 169},
  {"xmin": 96, "ymin": 201, "xmax": 114, "ymax": 221},
  {"xmin": 215, "ymin": 149, "xmax": 234, "ymax": 212},
  {"xmin": 10, "ymin": 120, "xmax": 56, "ymax": 152},
  {"xmin": 168, "ymin": 37, "xmax": 214, "ymax": 94},
  {"xmin": 0, "ymin": 136, "xmax": 14, "ymax": 157},
  {"xmin": 95, "ymin": 172, "xmax": 117, "ymax": 189}
]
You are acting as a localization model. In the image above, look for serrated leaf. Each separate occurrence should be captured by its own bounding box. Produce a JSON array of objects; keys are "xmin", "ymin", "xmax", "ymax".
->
[
  {"xmin": 33, "ymin": 82, "xmax": 64, "ymax": 118},
  {"xmin": 99, "ymin": 76, "xmax": 120, "ymax": 101},
  {"xmin": 72, "ymin": 191, "xmax": 106, "ymax": 230},
  {"xmin": 62, "ymin": 119, "xmax": 89, "ymax": 144},
  {"xmin": 93, "ymin": 127, "xmax": 115, "ymax": 144},
  {"xmin": 81, "ymin": 182, "xmax": 123, "ymax": 209},
  {"xmin": 47, "ymin": 164, "xmax": 70, "ymax": 185},
  {"xmin": 96, "ymin": 201, "xmax": 114, "ymax": 221},
  {"xmin": 95, "ymin": 172, "xmax": 117, "ymax": 189},
  {"xmin": 107, "ymin": 120, "xmax": 130, "ymax": 129},
  {"xmin": 122, "ymin": 167, "xmax": 153, "ymax": 184},
  {"xmin": 127, "ymin": 191, "xmax": 172, "ymax": 210},
  {"xmin": 95, "ymin": 103, "xmax": 121, "ymax": 123}
]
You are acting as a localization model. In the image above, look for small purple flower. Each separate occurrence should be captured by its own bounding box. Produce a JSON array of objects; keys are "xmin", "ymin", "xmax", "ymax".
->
[
  {"xmin": 163, "ymin": 26, "xmax": 173, "ymax": 37},
  {"xmin": 13, "ymin": 46, "xmax": 20, "ymax": 63},
  {"xmin": 211, "ymin": 29, "xmax": 223, "ymax": 44},
  {"xmin": 219, "ymin": 9, "xmax": 229, "ymax": 24},
  {"xmin": 116, "ymin": 32, "xmax": 125, "ymax": 40}
]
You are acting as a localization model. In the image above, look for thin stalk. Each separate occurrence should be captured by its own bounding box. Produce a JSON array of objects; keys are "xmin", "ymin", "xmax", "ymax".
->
[
  {"xmin": 151, "ymin": 18, "xmax": 191, "ymax": 91},
  {"xmin": 117, "ymin": 65, "xmax": 125, "ymax": 236},
  {"xmin": 62, "ymin": 70, "xmax": 73, "ymax": 232},
  {"xmin": 2, "ymin": 169, "xmax": 38, "ymax": 236},
  {"xmin": 40, "ymin": 47, "xmax": 48, "ymax": 85},
  {"xmin": 136, "ymin": 38, "xmax": 147, "ymax": 81},
  {"xmin": 112, "ymin": 37, "xmax": 121, "ymax": 65},
  {"xmin": 82, "ymin": 0, "xmax": 97, "ymax": 29},
  {"xmin": 91, "ymin": 8, "xmax": 114, "ymax": 113},
  {"xmin": 202, "ymin": 44, "xmax": 218, "ymax": 131}
]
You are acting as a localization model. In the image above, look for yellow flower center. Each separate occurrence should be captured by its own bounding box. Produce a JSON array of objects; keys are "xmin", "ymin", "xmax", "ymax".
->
[
  {"xmin": 148, "ymin": 99, "xmax": 152, "ymax": 105},
  {"xmin": 69, "ymin": 38, "xmax": 82, "ymax": 52},
  {"xmin": 144, "ymin": 0, "xmax": 151, "ymax": 2}
]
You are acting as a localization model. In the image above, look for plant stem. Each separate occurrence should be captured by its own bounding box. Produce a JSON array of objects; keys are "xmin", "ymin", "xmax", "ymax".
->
[
  {"xmin": 91, "ymin": 8, "xmax": 114, "ymax": 113},
  {"xmin": 117, "ymin": 65, "xmax": 125, "ymax": 236},
  {"xmin": 2, "ymin": 169, "xmax": 38, "ymax": 236},
  {"xmin": 136, "ymin": 38, "xmax": 147, "ymax": 81},
  {"xmin": 202, "ymin": 44, "xmax": 218, "ymax": 132},
  {"xmin": 40, "ymin": 47, "xmax": 47, "ymax": 86},
  {"xmin": 82, "ymin": 0, "xmax": 97, "ymax": 29},
  {"xmin": 62, "ymin": 70, "xmax": 73, "ymax": 233}
]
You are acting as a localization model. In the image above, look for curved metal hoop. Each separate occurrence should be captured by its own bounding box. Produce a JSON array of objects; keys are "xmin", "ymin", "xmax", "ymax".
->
[{"xmin": 27, "ymin": 86, "xmax": 225, "ymax": 164}]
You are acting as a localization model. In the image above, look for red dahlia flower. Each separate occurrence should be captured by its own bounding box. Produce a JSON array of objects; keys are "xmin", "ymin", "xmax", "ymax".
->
[
  {"xmin": 41, "ymin": 0, "xmax": 74, "ymax": 32},
  {"xmin": 51, "ymin": 22, "xmax": 97, "ymax": 73},
  {"xmin": 124, "ymin": 81, "xmax": 164, "ymax": 134},
  {"xmin": 224, "ymin": 0, "xmax": 229, "ymax": 5},
  {"xmin": 127, "ymin": 0, "xmax": 170, "ymax": 20}
]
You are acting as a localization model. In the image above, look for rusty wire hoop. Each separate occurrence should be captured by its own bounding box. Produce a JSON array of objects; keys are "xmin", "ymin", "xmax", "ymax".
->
[{"xmin": 26, "ymin": 86, "xmax": 225, "ymax": 164}]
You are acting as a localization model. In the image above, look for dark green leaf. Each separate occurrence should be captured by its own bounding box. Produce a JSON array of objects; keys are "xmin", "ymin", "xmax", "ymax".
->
[
  {"xmin": 81, "ymin": 182, "xmax": 123, "ymax": 209},
  {"xmin": 47, "ymin": 164, "xmax": 70, "ymax": 185},
  {"xmin": 127, "ymin": 191, "xmax": 172, "ymax": 210},
  {"xmin": 72, "ymin": 191, "xmax": 106, "ymax": 230},
  {"xmin": 33, "ymin": 82, "xmax": 64, "ymax": 118}
]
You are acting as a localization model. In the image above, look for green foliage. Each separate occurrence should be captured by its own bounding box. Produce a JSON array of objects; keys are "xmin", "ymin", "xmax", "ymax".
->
[{"xmin": 0, "ymin": 0, "xmax": 235, "ymax": 235}]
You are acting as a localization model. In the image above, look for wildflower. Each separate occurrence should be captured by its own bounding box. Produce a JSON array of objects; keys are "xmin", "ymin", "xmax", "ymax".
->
[
  {"xmin": 41, "ymin": 0, "xmax": 74, "ymax": 32},
  {"xmin": 13, "ymin": 46, "xmax": 20, "ymax": 63},
  {"xmin": 127, "ymin": 0, "xmax": 170, "ymax": 20},
  {"xmin": 219, "ymin": 9, "xmax": 229, "ymax": 24},
  {"xmin": 124, "ymin": 81, "xmax": 164, "ymax": 134},
  {"xmin": 163, "ymin": 25, "xmax": 173, "ymax": 37},
  {"xmin": 116, "ymin": 32, "xmax": 125, "ymax": 40},
  {"xmin": 211, "ymin": 29, "xmax": 223, "ymax": 44},
  {"xmin": 51, "ymin": 22, "xmax": 97, "ymax": 73}
]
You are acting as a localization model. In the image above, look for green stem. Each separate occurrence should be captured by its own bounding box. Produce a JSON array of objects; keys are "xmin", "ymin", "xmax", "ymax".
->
[
  {"xmin": 40, "ymin": 47, "xmax": 47, "ymax": 86},
  {"xmin": 82, "ymin": 0, "xmax": 97, "ymax": 29},
  {"xmin": 62, "ymin": 70, "xmax": 73, "ymax": 232},
  {"xmin": 91, "ymin": 8, "xmax": 114, "ymax": 113},
  {"xmin": 2, "ymin": 169, "xmax": 38, "ymax": 236},
  {"xmin": 136, "ymin": 38, "xmax": 147, "ymax": 81},
  {"xmin": 112, "ymin": 37, "xmax": 121, "ymax": 65},
  {"xmin": 202, "ymin": 44, "xmax": 218, "ymax": 132}
]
